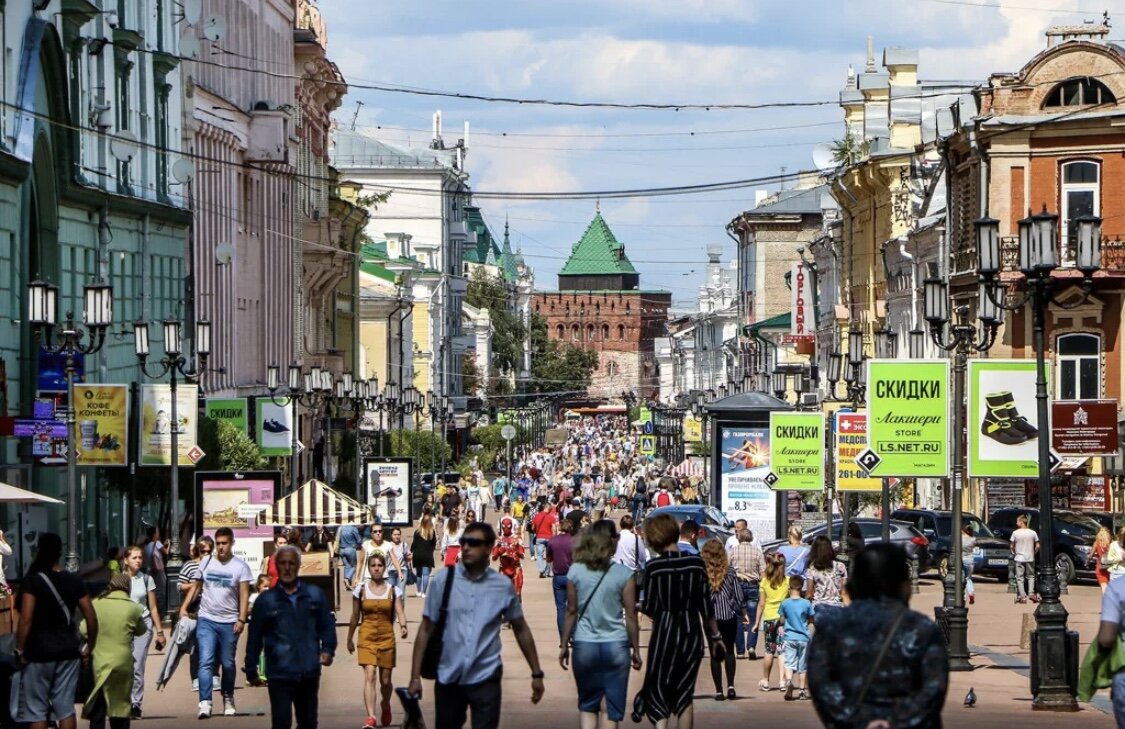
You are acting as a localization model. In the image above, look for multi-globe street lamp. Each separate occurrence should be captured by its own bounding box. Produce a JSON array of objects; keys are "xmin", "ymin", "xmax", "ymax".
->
[
  {"xmin": 27, "ymin": 279, "xmax": 114, "ymax": 572},
  {"xmin": 266, "ymin": 363, "xmax": 334, "ymax": 492},
  {"xmin": 976, "ymin": 208, "xmax": 1101, "ymax": 710},
  {"xmin": 133, "ymin": 315, "xmax": 211, "ymax": 620}
]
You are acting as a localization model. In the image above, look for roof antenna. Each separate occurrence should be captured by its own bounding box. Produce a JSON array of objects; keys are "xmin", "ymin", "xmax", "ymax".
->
[
  {"xmin": 350, "ymin": 100, "xmax": 363, "ymax": 131},
  {"xmin": 595, "ymin": 197, "xmax": 601, "ymax": 214}
]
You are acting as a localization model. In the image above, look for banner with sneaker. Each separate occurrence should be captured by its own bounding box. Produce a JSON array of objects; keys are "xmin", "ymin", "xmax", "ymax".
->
[{"xmin": 968, "ymin": 360, "xmax": 1050, "ymax": 478}]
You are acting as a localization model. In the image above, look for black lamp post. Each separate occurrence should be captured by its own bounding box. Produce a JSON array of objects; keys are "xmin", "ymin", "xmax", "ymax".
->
[
  {"xmin": 267, "ymin": 364, "xmax": 331, "ymax": 493},
  {"xmin": 979, "ymin": 208, "xmax": 1100, "ymax": 710},
  {"xmin": 27, "ymin": 279, "xmax": 114, "ymax": 572},
  {"xmin": 923, "ymin": 230, "xmax": 1003, "ymax": 672},
  {"xmin": 134, "ymin": 315, "xmax": 210, "ymax": 621}
]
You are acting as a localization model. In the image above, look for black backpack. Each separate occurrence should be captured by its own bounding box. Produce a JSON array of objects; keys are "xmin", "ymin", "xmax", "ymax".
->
[{"xmin": 635, "ymin": 477, "xmax": 647, "ymax": 495}]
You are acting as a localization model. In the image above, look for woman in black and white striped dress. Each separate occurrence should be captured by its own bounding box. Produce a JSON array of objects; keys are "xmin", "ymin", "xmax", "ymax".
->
[{"xmin": 632, "ymin": 514, "xmax": 725, "ymax": 728}]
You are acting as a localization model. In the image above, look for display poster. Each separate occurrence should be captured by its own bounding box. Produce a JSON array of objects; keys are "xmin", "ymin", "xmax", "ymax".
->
[
  {"xmin": 684, "ymin": 416, "xmax": 703, "ymax": 443},
  {"xmin": 866, "ymin": 360, "xmax": 951, "ymax": 477},
  {"xmin": 835, "ymin": 412, "xmax": 882, "ymax": 492},
  {"xmin": 255, "ymin": 398, "xmax": 294, "ymax": 456},
  {"xmin": 73, "ymin": 384, "xmax": 128, "ymax": 466},
  {"xmin": 206, "ymin": 398, "xmax": 249, "ymax": 437},
  {"xmin": 37, "ymin": 349, "xmax": 83, "ymax": 393},
  {"xmin": 967, "ymin": 360, "xmax": 1048, "ymax": 478},
  {"xmin": 767, "ymin": 412, "xmax": 824, "ymax": 491},
  {"xmin": 363, "ymin": 458, "xmax": 412, "ymax": 526},
  {"xmin": 986, "ymin": 479, "xmax": 1027, "ymax": 511},
  {"xmin": 1052, "ymin": 399, "xmax": 1118, "ymax": 456},
  {"xmin": 786, "ymin": 261, "xmax": 815, "ymax": 342},
  {"xmin": 195, "ymin": 471, "xmax": 279, "ymax": 544},
  {"xmin": 717, "ymin": 425, "xmax": 777, "ymax": 541},
  {"xmin": 139, "ymin": 384, "xmax": 198, "ymax": 466},
  {"xmin": 1070, "ymin": 474, "xmax": 1110, "ymax": 512}
]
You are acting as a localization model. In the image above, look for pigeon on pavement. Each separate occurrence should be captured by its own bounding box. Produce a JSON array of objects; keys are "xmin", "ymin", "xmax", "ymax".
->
[{"xmin": 964, "ymin": 687, "xmax": 977, "ymax": 708}]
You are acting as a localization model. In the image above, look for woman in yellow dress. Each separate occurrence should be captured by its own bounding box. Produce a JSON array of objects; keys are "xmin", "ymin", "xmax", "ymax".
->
[{"xmin": 347, "ymin": 552, "xmax": 408, "ymax": 728}]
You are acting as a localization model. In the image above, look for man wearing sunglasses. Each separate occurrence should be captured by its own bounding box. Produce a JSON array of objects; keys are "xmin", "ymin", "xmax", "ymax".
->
[{"xmin": 409, "ymin": 522, "xmax": 545, "ymax": 728}]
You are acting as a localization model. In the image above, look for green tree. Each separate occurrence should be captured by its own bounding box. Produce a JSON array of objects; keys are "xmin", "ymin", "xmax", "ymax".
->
[
  {"xmin": 528, "ymin": 312, "xmax": 598, "ymax": 396},
  {"xmin": 388, "ymin": 429, "xmax": 452, "ymax": 464},
  {"xmin": 214, "ymin": 420, "xmax": 267, "ymax": 471},
  {"xmin": 466, "ymin": 268, "xmax": 526, "ymax": 375}
]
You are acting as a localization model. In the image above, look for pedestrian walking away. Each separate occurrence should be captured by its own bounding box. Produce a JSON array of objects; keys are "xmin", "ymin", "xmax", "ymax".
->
[
  {"xmin": 179, "ymin": 526, "xmax": 253, "ymax": 718},
  {"xmin": 803, "ymin": 535, "xmax": 848, "ymax": 618},
  {"xmin": 337, "ymin": 522, "xmax": 364, "ymax": 590},
  {"xmin": 1010, "ymin": 514, "xmax": 1040, "ymax": 603},
  {"xmin": 245, "ymin": 545, "xmax": 337, "ymax": 729},
  {"xmin": 754, "ymin": 552, "xmax": 789, "ymax": 691},
  {"xmin": 729, "ymin": 529, "xmax": 765, "ymax": 660},
  {"xmin": 632, "ymin": 513, "xmax": 725, "ymax": 729},
  {"xmin": 348, "ymin": 552, "xmax": 408, "ymax": 728},
  {"xmin": 12, "ymin": 532, "xmax": 99, "ymax": 729},
  {"xmin": 411, "ymin": 514, "xmax": 438, "ymax": 598},
  {"xmin": 778, "ymin": 576, "xmax": 814, "ymax": 701},
  {"xmin": 81, "ymin": 573, "xmax": 146, "ymax": 729},
  {"xmin": 408, "ymin": 521, "xmax": 545, "ymax": 729},
  {"xmin": 808, "ymin": 543, "xmax": 949, "ymax": 729},
  {"xmin": 122, "ymin": 544, "xmax": 166, "ymax": 718},
  {"xmin": 530, "ymin": 504, "xmax": 559, "ymax": 578},
  {"xmin": 701, "ymin": 541, "xmax": 749, "ymax": 701},
  {"xmin": 559, "ymin": 520, "xmax": 642, "ymax": 729},
  {"xmin": 547, "ymin": 518, "xmax": 577, "ymax": 641}
]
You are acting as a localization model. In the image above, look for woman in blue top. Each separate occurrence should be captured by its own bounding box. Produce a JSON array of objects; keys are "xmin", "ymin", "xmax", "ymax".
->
[
  {"xmin": 777, "ymin": 525, "xmax": 812, "ymax": 577},
  {"xmin": 559, "ymin": 520, "xmax": 642, "ymax": 729}
]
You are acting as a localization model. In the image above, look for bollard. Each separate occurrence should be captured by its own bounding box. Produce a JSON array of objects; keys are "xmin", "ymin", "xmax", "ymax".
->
[{"xmin": 911, "ymin": 554, "xmax": 920, "ymax": 594}]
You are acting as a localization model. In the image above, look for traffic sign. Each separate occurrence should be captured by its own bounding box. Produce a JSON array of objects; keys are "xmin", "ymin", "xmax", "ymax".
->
[
  {"xmin": 642, "ymin": 421, "xmax": 654, "ymax": 436},
  {"xmin": 639, "ymin": 435, "xmax": 656, "ymax": 455},
  {"xmin": 186, "ymin": 445, "xmax": 206, "ymax": 465},
  {"xmin": 501, "ymin": 424, "xmax": 517, "ymax": 441}
]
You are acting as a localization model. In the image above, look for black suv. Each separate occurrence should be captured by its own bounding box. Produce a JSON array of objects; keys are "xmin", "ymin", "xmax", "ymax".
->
[
  {"xmin": 986, "ymin": 507, "xmax": 1098, "ymax": 585},
  {"xmin": 891, "ymin": 509, "xmax": 1011, "ymax": 580}
]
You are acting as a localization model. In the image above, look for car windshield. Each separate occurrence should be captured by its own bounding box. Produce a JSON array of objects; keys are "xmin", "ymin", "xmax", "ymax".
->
[
  {"xmin": 935, "ymin": 516, "xmax": 995, "ymax": 538},
  {"xmin": 1056, "ymin": 512, "xmax": 1099, "ymax": 538}
]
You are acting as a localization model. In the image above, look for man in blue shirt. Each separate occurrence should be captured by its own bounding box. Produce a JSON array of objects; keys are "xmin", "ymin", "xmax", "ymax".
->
[
  {"xmin": 245, "ymin": 546, "xmax": 337, "ymax": 729},
  {"xmin": 409, "ymin": 522, "xmax": 545, "ymax": 728},
  {"xmin": 337, "ymin": 522, "xmax": 363, "ymax": 588}
]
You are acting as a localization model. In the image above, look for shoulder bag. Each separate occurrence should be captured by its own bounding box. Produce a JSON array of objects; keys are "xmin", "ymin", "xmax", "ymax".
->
[
  {"xmin": 569, "ymin": 569, "xmax": 610, "ymax": 646},
  {"xmin": 854, "ymin": 607, "xmax": 908, "ymax": 710},
  {"xmin": 419, "ymin": 567, "xmax": 456, "ymax": 680}
]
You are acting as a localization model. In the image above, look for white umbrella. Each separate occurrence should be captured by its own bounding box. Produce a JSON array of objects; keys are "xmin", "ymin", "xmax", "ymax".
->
[{"xmin": 0, "ymin": 482, "xmax": 63, "ymax": 504}]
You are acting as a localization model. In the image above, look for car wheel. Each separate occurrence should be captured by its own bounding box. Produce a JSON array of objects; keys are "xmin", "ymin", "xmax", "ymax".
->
[
  {"xmin": 1055, "ymin": 553, "xmax": 1075, "ymax": 585},
  {"xmin": 937, "ymin": 554, "xmax": 950, "ymax": 579}
]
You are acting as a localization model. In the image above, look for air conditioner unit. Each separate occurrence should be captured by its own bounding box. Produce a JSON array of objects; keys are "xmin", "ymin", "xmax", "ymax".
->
[{"xmin": 247, "ymin": 109, "xmax": 289, "ymax": 163}]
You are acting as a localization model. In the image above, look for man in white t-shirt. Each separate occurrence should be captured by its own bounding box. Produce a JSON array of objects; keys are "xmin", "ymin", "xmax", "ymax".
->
[
  {"xmin": 180, "ymin": 526, "xmax": 252, "ymax": 718},
  {"xmin": 1010, "ymin": 514, "xmax": 1040, "ymax": 604}
]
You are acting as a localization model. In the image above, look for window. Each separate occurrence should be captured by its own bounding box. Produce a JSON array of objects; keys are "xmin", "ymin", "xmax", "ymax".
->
[
  {"xmin": 572, "ymin": 324, "xmax": 580, "ymax": 341},
  {"xmin": 601, "ymin": 324, "xmax": 609, "ymax": 340},
  {"xmin": 556, "ymin": 324, "xmax": 564, "ymax": 339},
  {"xmin": 586, "ymin": 324, "xmax": 595, "ymax": 341},
  {"xmin": 1057, "ymin": 332, "xmax": 1099, "ymax": 399},
  {"xmin": 1044, "ymin": 77, "xmax": 1116, "ymax": 108},
  {"xmin": 607, "ymin": 361, "xmax": 619, "ymax": 376},
  {"xmin": 618, "ymin": 324, "xmax": 626, "ymax": 340},
  {"xmin": 1061, "ymin": 161, "xmax": 1099, "ymax": 266}
]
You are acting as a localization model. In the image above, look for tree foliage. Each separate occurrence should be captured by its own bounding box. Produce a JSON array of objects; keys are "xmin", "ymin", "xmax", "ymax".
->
[
  {"xmin": 388, "ymin": 429, "xmax": 452, "ymax": 465},
  {"xmin": 214, "ymin": 420, "xmax": 267, "ymax": 471},
  {"xmin": 528, "ymin": 312, "xmax": 598, "ymax": 396},
  {"xmin": 465, "ymin": 268, "xmax": 526, "ymax": 376}
]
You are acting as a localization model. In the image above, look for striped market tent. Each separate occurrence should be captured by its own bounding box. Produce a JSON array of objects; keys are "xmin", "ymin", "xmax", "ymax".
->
[
  {"xmin": 669, "ymin": 458, "xmax": 705, "ymax": 478},
  {"xmin": 262, "ymin": 480, "xmax": 372, "ymax": 526}
]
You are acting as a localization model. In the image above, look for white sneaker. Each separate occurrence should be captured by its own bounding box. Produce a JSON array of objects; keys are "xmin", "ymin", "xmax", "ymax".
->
[
  {"xmin": 192, "ymin": 678, "xmax": 199, "ymax": 692},
  {"xmin": 197, "ymin": 700, "xmax": 211, "ymax": 719},
  {"xmin": 223, "ymin": 697, "xmax": 236, "ymax": 716}
]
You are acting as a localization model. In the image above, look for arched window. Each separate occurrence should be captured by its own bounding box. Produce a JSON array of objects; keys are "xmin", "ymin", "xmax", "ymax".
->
[
  {"xmin": 607, "ymin": 361, "xmax": 619, "ymax": 377},
  {"xmin": 572, "ymin": 324, "xmax": 580, "ymax": 341},
  {"xmin": 556, "ymin": 324, "xmax": 564, "ymax": 339},
  {"xmin": 1057, "ymin": 332, "xmax": 1100, "ymax": 399},
  {"xmin": 1044, "ymin": 77, "xmax": 1116, "ymax": 108},
  {"xmin": 1061, "ymin": 161, "xmax": 1099, "ymax": 266},
  {"xmin": 618, "ymin": 324, "xmax": 626, "ymax": 340},
  {"xmin": 601, "ymin": 324, "xmax": 610, "ymax": 340},
  {"xmin": 586, "ymin": 324, "xmax": 595, "ymax": 341}
]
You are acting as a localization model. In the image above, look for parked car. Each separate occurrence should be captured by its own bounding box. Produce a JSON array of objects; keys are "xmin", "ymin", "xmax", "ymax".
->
[
  {"xmin": 891, "ymin": 509, "xmax": 1011, "ymax": 580},
  {"xmin": 644, "ymin": 505, "xmax": 735, "ymax": 550},
  {"xmin": 761, "ymin": 518, "xmax": 931, "ymax": 573},
  {"xmin": 986, "ymin": 507, "xmax": 1097, "ymax": 585},
  {"xmin": 1077, "ymin": 511, "xmax": 1118, "ymax": 534}
]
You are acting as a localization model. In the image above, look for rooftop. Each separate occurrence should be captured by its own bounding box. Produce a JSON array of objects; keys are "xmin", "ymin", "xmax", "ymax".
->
[{"xmin": 558, "ymin": 213, "xmax": 639, "ymax": 277}]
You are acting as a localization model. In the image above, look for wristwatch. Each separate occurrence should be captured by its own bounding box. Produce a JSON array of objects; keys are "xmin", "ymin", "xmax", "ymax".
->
[{"xmin": 531, "ymin": 670, "xmax": 545, "ymax": 679}]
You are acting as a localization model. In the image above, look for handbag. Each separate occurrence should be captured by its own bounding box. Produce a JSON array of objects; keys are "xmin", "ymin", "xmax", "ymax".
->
[{"xmin": 419, "ymin": 567, "xmax": 455, "ymax": 680}]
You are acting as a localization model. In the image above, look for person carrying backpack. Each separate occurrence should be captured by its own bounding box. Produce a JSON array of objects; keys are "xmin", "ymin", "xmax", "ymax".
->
[{"xmin": 653, "ymin": 477, "xmax": 676, "ymax": 509}]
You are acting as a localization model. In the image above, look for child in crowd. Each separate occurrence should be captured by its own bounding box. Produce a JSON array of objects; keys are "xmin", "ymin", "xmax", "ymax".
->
[
  {"xmin": 779, "ymin": 575, "xmax": 815, "ymax": 701},
  {"xmin": 250, "ymin": 574, "xmax": 272, "ymax": 683}
]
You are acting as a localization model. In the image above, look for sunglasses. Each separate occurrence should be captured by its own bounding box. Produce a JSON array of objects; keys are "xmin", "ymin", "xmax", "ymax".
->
[
  {"xmin": 372, "ymin": 530, "xmax": 383, "ymax": 534},
  {"xmin": 459, "ymin": 537, "xmax": 488, "ymax": 548}
]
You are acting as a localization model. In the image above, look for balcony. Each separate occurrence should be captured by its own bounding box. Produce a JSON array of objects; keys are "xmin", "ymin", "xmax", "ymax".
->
[{"xmin": 1000, "ymin": 235, "xmax": 1125, "ymax": 274}]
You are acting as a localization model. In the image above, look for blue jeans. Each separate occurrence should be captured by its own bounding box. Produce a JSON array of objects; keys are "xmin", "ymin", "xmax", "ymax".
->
[
  {"xmin": 1113, "ymin": 670, "xmax": 1125, "ymax": 729},
  {"xmin": 340, "ymin": 547, "xmax": 358, "ymax": 583},
  {"xmin": 572, "ymin": 641, "xmax": 631, "ymax": 721},
  {"xmin": 196, "ymin": 618, "xmax": 237, "ymax": 702},
  {"xmin": 553, "ymin": 574, "xmax": 569, "ymax": 640},
  {"xmin": 631, "ymin": 496, "xmax": 646, "ymax": 523},
  {"xmin": 535, "ymin": 542, "xmax": 551, "ymax": 576},
  {"xmin": 417, "ymin": 566, "xmax": 432, "ymax": 594},
  {"xmin": 735, "ymin": 582, "xmax": 760, "ymax": 655}
]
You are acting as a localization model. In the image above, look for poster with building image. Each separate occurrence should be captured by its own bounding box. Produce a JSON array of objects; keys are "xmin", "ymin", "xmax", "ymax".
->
[
  {"xmin": 138, "ymin": 384, "xmax": 198, "ymax": 466},
  {"xmin": 364, "ymin": 458, "xmax": 412, "ymax": 526},
  {"xmin": 194, "ymin": 471, "xmax": 280, "ymax": 574},
  {"xmin": 717, "ymin": 425, "xmax": 777, "ymax": 541}
]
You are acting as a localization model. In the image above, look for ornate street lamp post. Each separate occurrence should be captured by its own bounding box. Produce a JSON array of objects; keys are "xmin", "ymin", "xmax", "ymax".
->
[
  {"xmin": 134, "ymin": 315, "xmax": 210, "ymax": 620},
  {"xmin": 978, "ymin": 209, "xmax": 1100, "ymax": 710},
  {"xmin": 27, "ymin": 280, "xmax": 114, "ymax": 572},
  {"xmin": 266, "ymin": 363, "xmax": 331, "ymax": 492}
]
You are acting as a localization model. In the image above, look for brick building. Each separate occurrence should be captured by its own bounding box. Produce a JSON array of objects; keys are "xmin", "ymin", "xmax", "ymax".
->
[{"xmin": 533, "ymin": 213, "xmax": 671, "ymax": 399}]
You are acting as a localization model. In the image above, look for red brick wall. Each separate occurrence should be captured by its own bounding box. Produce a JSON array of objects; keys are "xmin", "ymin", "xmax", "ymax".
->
[{"xmin": 1028, "ymin": 140, "xmax": 1125, "ymax": 238}]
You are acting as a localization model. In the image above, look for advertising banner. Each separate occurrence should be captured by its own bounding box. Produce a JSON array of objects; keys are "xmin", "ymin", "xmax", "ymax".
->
[
  {"xmin": 73, "ymin": 384, "xmax": 128, "ymax": 466},
  {"xmin": 865, "ymin": 360, "xmax": 951, "ymax": 477},
  {"xmin": 139, "ymin": 384, "xmax": 198, "ymax": 466},
  {"xmin": 1052, "ymin": 399, "xmax": 1118, "ymax": 456},
  {"xmin": 1070, "ymin": 474, "xmax": 1110, "ymax": 512},
  {"xmin": 37, "ymin": 349, "xmax": 83, "ymax": 393},
  {"xmin": 364, "ymin": 458, "xmax": 412, "ymax": 526},
  {"xmin": 835, "ymin": 412, "xmax": 882, "ymax": 492},
  {"xmin": 195, "ymin": 471, "xmax": 280, "ymax": 573},
  {"xmin": 717, "ymin": 425, "xmax": 777, "ymax": 541},
  {"xmin": 787, "ymin": 261, "xmax": 815, "ymax": 342},
  {"xmin": 767, "ymin": 412, "xmax": 824, "ymax": 491},
  {"xmin": 968, "ymin": 360, "xmax": 1047, "ymax": 478},
  {"xmin": 684, "ymin": 415, "xmax": 702, "ymax": 443},
  {"xmin": 256, "ymin": 398, "xmax": 294, "ymax": 456},
  {"xmin": 206, "ymin": 398, "xmax": 249, "ymax": 437}
]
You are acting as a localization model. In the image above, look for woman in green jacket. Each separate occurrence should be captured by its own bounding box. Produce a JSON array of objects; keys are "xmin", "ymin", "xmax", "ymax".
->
[{"xmin": 81, "ymin": 573, "xmax": 147, "ymax": 729}]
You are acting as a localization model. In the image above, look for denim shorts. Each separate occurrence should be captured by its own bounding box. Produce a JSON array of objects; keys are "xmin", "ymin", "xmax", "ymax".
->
[
  {"xmin": 571, "ymin": 640, "xmax": 631, "ymax": 721},
  {"xmin": 781, "ymin": 640, "xmax": 809, "ymax": 674},
  {"xmin": 12, "ymin": 659, "xmax": 80, "ymax": 723}
]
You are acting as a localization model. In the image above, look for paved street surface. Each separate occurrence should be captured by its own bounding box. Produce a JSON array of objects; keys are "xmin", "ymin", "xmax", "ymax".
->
[{"xmin": 133, "ymin": 546, "xmax": 1115, "ymax": 728}]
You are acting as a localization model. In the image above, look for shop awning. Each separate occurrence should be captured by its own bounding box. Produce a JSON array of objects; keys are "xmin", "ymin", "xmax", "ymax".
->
[
  {"xmin": 669, "ymin": 458, "xmax": 705, "ymax": 478},
  {"xmin": 263, "ymin": 480, "xmax": 371, "ymax": 526}
]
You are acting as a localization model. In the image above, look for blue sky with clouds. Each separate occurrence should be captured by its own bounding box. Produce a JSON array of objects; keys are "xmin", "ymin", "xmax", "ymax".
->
[{"xmin": 318, "ymin": 0, "xmax": 1102, "ymax": 308}]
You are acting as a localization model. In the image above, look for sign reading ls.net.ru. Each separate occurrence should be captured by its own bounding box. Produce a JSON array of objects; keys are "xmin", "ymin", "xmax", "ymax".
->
[{"xmin": 866, "ymin": 360, "xmax": 951, "ymax": 478}]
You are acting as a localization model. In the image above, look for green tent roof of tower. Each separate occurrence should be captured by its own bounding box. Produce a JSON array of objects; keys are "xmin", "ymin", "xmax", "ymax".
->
[
  {"xmin": 559, "ymin": 213, "xmax": 638, "ymax": 276},
  {"xmin": 498, "ymin": 220, "xmax": 520, "ymax": 281}
]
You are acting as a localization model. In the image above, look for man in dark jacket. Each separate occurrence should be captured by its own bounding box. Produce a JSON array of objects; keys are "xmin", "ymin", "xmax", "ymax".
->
[{"xmin": 244, "ymin": 545, "xmax": 337, "ymax": 729}]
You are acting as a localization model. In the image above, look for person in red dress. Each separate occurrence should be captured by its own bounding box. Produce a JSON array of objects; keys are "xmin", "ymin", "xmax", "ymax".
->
[{"xmin": 492, "ymin": 520, "xmax": 526, "ymax": 601}]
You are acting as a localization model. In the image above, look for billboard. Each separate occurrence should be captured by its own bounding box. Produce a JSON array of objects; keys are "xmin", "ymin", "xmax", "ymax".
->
[
  {"xmin": 73, "ymin": 384, "xmax": 128, "ymax": 467},
  {"xmin": 1052, "ymin": 399, "xmax": 1118, "ymax": 456},
  {"xmin": 866, "ymin": 360, "xmax": 951, "ymax": 477},
  {"xmin": 835, "ymin": 412, "xmax": 881, "ymax": 492},
  {"xmin": 194, "ymin": 471, "xmax": 280, "ymax": 575},
  {"xmin": 255, "ymin": 398, "xmax": 294, "ymax": 456},
  {"xmin": 364, "ymin": 458, "xmax": 412, "ymax": 526},
  {"xmin": 767, "ymin": 412, "xmax": 824, "ymax": 491},
  {"xmin": 138, "ymin": 384, "xmax": 198, "ymax": 466},
  {"xmin": 717, "ymin": 425, "xmax": 776, "ymax": 541},
  {"xmin": 206, "ymin": 398, "xmax": 249, "ymax": 437},
  {"xmin": 788, "ymin": 261, "xmax": 815, "ymax": 341},
  {"xmin": 967, "ymin": 360, "xmax": 1046, "ymax": 478}
]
